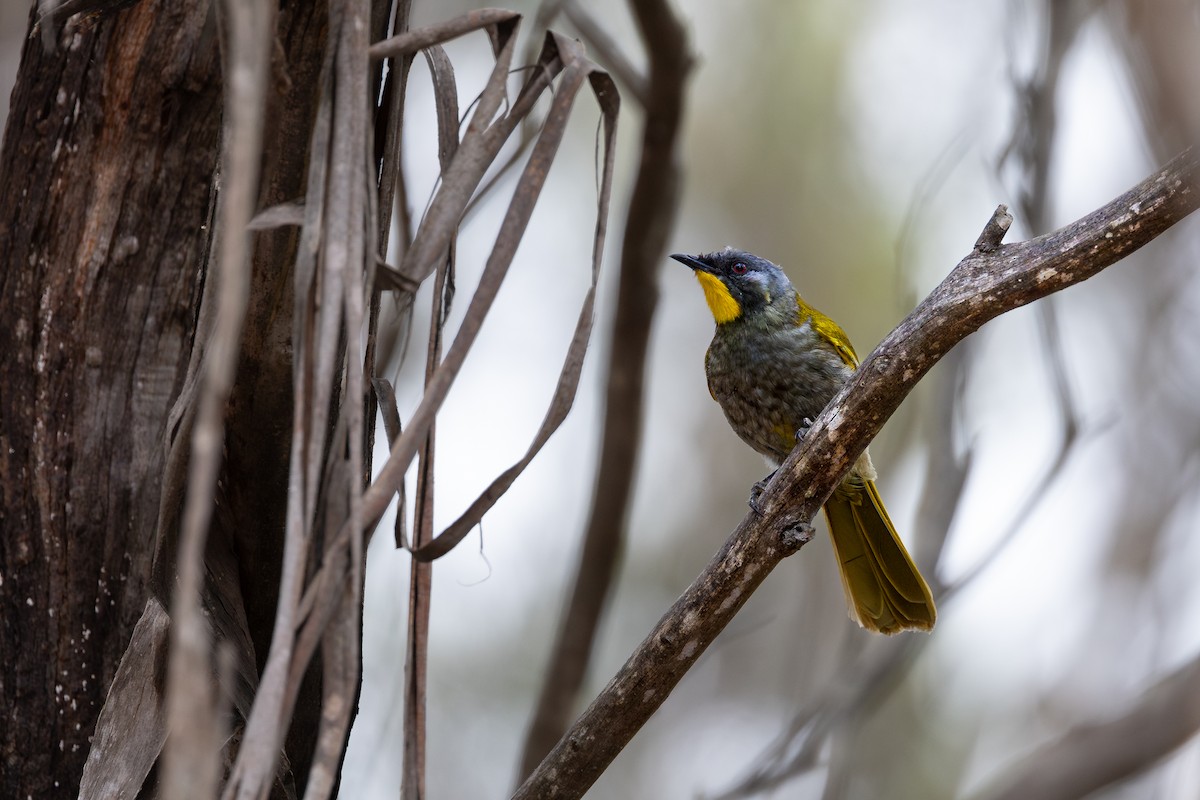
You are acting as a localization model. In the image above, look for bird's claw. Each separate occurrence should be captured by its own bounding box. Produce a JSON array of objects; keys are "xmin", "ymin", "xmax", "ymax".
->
[
  {"xmin": 748, "ymin": 469, "xmax": 777, "ymax": 515},
  {"xmin": 749, "ymin": 480, "xmax": 767, "ymax": 515},
  {"xmin": 795, "ymin": 417, "xmax": 815, "ymax": 443}
]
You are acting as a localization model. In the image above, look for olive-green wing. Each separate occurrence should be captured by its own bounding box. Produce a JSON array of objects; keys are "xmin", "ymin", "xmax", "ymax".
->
[{"xmin": 796, "ymin": 296, "xmax": 859, "ymax": 368}]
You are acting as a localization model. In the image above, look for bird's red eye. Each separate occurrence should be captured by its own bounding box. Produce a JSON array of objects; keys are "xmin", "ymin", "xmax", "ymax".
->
[{"xmin": 731, "ymin": 262, "xmax": 748, "ymax": 275}]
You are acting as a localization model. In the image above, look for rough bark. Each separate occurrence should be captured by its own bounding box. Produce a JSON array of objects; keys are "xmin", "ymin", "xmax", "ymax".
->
[
  {"xmin": 0, "ymin": 1, "xmax": 335, "ymax": 796},
  {"xmin": 0, "ymin": 3, "xmax": 221, "ymax": 796}
]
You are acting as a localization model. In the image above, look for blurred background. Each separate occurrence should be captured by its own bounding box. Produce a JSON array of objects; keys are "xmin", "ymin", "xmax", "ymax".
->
[{"xmin": 7, "ymin": 0, "xmax": 1199, "ymax": 797}]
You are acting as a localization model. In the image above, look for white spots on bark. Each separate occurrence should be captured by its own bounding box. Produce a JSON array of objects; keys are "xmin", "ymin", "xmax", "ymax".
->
[{"xmin": 718, "ymin": 585, "xmax": 744, "ymax": 613}]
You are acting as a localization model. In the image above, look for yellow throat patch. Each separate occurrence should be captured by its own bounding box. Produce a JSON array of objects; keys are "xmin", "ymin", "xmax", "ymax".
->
[{"xmin": 695, "ymin": 271, "xmax": 741, "ymax": 324}]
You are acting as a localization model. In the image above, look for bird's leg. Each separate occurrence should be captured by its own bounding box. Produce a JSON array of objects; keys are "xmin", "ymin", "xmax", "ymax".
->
[
  {"xmin": 748, "ymin": 469, "xmax": 777, "ymax": 515},
  {"xmin": 750, "ymin": 417, "xmax": 816, "ymax": 515}
]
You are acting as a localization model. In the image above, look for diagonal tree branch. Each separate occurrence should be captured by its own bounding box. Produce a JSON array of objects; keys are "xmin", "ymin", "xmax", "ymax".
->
[{"xmin": 513, "ymin": 147, "xmax": 1200, "ymax": 800}]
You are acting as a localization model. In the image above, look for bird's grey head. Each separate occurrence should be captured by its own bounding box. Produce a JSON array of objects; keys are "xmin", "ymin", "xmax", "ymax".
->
[{"xmin": 670, "ymin": 248, "xmax": 794, "ymax": 323}]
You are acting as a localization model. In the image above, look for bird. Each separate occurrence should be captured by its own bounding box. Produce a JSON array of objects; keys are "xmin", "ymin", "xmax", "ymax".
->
[{"xmin": 671, "ymin": 247, "xmax": 936, "ymax": 634}]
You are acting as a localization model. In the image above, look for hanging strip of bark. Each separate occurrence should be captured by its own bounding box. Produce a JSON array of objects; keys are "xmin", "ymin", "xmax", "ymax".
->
[
  {"xmin": 294, "ymin": 33, "xmax": 619, "ymax": 637},
  {"xmin": 235, "ymin": 15, "xmax": 621, "ymax": 798},
  {"xmin": 398, "ymin": 40, "xmax": 460, "ymax": 800},
  {"xmin": 400, "ymin": 36, "xmax": 620, "ymax": 562},
  {"xmin": 160, "ymin": 1, "xmax": 272, "ymax": 796},
  {"xmin": 223, "ymin": 2, "xmax": 349, "ymax": 795}
]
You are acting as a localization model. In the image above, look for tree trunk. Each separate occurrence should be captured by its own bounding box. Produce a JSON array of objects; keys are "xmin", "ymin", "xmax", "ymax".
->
[
  {"xmin": 0, "ymin": 4, "xmax": 220, "ymax": 796},
  {"xmin": 0, "ymin": 1, "xmax": 328, "ymax": 796}
]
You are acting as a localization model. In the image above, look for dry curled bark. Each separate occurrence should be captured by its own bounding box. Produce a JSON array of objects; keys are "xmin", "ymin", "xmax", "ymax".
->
[
  {"xmin": 513, "ymin": 148, "xmax": 1200, "ymax": 800},
  {"xmin": 4, "ymin": 3, "xmax": 619, "ymax": 796}
]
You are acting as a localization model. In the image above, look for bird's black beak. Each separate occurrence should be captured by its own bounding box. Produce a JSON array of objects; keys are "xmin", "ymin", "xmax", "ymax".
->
[{"xmin": 670, "ymin": 253, "xmax": 713, "ymax": 273}]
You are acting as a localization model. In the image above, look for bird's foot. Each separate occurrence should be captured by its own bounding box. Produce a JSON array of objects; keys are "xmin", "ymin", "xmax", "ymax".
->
[
  {"xmin": 748, "ymin": 469, "xmax": 777, "ymax": 515},
  {"xmin": 780, "ymin": 520, "xmax": 815, "ymax": 553},
  {"xmin": 795, "ymin": 417, "xmax": 815, "ymax": 443}
]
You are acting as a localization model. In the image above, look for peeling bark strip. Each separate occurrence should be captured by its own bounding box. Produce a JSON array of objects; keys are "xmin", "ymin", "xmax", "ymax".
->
[
  {"xmin": 78, "ymin": 598, "xmax": 170, "ymax": 799},
  {"xmin": 0, "ymin": 4, "xmax": 221, "ymax": 797},
  {"xmin": 222, "ymin": 11, "xmax": 619, "ymax": 800},
  {"xmin": 4, "ymin": 1, "xmax": 621, "ymax": 796},
  {"xmin": 513, "ymin": 148, "xmax": 1200, "ymax": 800}
]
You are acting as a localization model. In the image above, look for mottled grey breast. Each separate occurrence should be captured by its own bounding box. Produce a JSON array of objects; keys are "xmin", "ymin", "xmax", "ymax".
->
[{"xmin": 704, "ymin": 318, "xmax": 852, "ymax": 465}]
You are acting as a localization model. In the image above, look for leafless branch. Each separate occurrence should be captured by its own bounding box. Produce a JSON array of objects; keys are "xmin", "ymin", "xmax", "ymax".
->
[
  {"xmin": 513, "ymin": 149, "xmax": 1200, "ymax": 800},
  {"xmin": 758, "ymin": 12, "xmax": 1098, "ymax": 791},
  {"xmin": 516, "ymin": 0, "xmax": 691, "ymax": 780},
  {"xmin": 715, "ymin": 348, "xmax": 976, "ymax": 800}
]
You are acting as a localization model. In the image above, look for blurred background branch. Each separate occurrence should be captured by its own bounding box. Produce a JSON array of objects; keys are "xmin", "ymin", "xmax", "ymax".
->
[
  {"xmin": 517, "ymin": 0, "xmax": 693, "ymax": 782},
  {"xmin": 974, "ymin": 651, "xmax": 1200, "ymax": 800}
]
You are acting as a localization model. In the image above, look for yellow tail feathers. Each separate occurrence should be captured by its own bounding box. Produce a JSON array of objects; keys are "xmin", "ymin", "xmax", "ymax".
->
[{"xmin": 822, "ymin": 479, "xmax": 936, "ymax": 634}]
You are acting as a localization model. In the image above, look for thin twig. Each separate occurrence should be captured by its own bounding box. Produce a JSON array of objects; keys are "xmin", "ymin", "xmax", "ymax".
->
[
  {"xmin": 945, "ymin": 0, "xmax": 1091, "ymax": 598},
  {"xmin": 402, "ymin": 249, "xmax": 451, "ymax": 800}
]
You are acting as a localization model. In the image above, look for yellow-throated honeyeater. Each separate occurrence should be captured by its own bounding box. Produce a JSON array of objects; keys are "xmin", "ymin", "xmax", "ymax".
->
[{"xmin": 672, "ymin": 248, "xmax": 936, "ymax": 634}]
